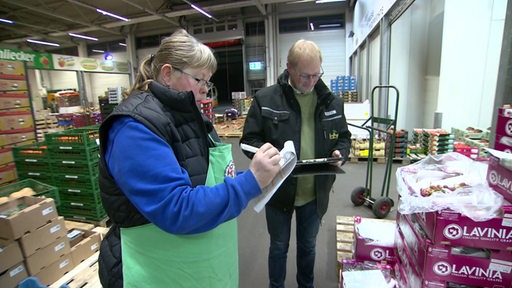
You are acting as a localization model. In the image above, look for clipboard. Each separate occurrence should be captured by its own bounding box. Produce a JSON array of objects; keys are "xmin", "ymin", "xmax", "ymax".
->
[{"xmin": 293, "ymin": 157, "xmax": 345, "ymax": 176}]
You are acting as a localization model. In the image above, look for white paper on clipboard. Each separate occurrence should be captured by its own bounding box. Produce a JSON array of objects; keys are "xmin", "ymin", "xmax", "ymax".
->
[{"xmin": 253, "ymin": 140, "xmax": 297, "ymax": 213}]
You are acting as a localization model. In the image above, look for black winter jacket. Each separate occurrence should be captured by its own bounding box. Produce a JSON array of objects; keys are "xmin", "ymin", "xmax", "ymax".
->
[
  {"xmin": 97, "ymin": 81, "xmax": 219, "ymax": 288},
  {"xmin": 240, "ymin": 70, "xmax": 351, "ymax": 218}
]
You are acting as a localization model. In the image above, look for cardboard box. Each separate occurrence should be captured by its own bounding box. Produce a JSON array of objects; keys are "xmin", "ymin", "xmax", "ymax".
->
[
  {"xmin": 0, "ymin": 111, "xmax": 34, "ymax": 131},
  {"xmin": 25, "ymin": 237, "xmax": 70, "ymax": 275},
  {"xmin": 495, "ymin": 115, "xmax": 512, "ymax": 137},
  {"xmin": 0, "ymin": 238, "xmax": 23, "ymax": 273},
  {"xmin": 0, "ymin": 148, "xmax": 14, "ymax": 166},
  {"xmin": 70, "ymin": 229, "xmax": 101, "ymax": 265},
  {"xmin": 422, "ymin": 244, "xmax": 512, "ymax": 288},
  {"xmin": 353, "ymin": 217, "xmax": 396, "ymax": 264},
  {"xmin": 397, "ymin": 219, "xmax": 512, "ymax": 287},
  {"xmin": 19, "ymin": 216, "xmax": 66, "ymax": 257},
  {"xmin": 395, "ymin": 228, "xmax": 423, "ymax": 288},
  {"xmin": 33, "ymin": 254, "xmax": 74, "ymax": 286},
  {"xmin": 0, "ymin": 60, "xmax": 25, "ymax": 76},
  {"xmin": 412, "ymin": 207, "xmax": 512, "ymax": 251},
  {"xmin": 0, "ymin": 262, "xmax": 28, "ymax": 288},
  {"xmin": 486, "ymin": 149, "xmax": 512, "ymax": 203},
  {"xmin": 494, "ymin": 134, "xmax": 512, "ymax": 153},
  {"xmin": 0, "ymin": 163, "xmax": 17, "ymax": 185},
  {"xmin": 0, "ymin": 196, "xmax": 58, "ymax": 240}
]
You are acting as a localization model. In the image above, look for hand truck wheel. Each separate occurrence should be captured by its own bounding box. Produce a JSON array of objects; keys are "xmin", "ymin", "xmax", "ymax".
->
[
  {"xmin": 372, "ymin": 197, "xmax": 393, "ymax": 219},
  {"xmin": 351, "ymin": 187, "xmax": 369, "ymax": 206}
]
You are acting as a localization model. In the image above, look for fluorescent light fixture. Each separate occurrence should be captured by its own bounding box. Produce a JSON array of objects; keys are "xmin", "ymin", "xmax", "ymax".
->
[
  {"xmin": 69, "ymin": 33, "xmax": 98, "ymax": 41},
  {"xmin": 309, "ymin": 23, "xmax": 315, "ymax": 30},
  {"xmin": 92, "ymin": 49, "xmax": 105, "ymax": 53},
  {"xmin": 118, "ymin": 42, "xmax": 127, "ymax": 47},
  {"xmin": 0, "ymin": 18, "xmax": 14, "ymax": 24},
  {"xmin": 319, "ymin": 23, "xmax": 341, "ymax": 28},
  {"xmin": 316, "ymin": 0, "xmax": 346, "ymax": 3},
  {"xmin": 191, "ymin": 4, "xmax": 213, "ymax": 19},
  {"xmin": 27, "ymin": 39, "xmax": 60, "ymax": 47},
  {"xmin": 96, "ymin": 8, "xmax": 129, "ymax": 22}
]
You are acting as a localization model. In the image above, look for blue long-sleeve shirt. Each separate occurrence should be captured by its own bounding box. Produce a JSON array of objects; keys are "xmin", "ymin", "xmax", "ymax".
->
[{"xmin": 105, "ymin": 116, "xmax": 261, "ymax": 234}]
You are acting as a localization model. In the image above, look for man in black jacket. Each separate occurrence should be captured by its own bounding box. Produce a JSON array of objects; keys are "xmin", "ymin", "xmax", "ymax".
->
[{"xmin": 241, "ymin": 39, "xmax": 351, "ymax": 288}]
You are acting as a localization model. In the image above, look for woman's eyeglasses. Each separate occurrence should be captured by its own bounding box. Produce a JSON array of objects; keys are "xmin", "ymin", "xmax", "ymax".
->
[{"xmin": 174, "ymin": 67, "xmax": 214, "ymax": 90}]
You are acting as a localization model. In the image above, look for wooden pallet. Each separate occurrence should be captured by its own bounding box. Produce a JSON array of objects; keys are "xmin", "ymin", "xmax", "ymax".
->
[{"xmin": 349, "ymin": 156, "xmax": 386, "ymax": 164}]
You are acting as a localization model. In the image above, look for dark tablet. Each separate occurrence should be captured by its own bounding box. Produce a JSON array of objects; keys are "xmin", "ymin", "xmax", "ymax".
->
[
  {"xmin": 296, "ymin": 157, "xmax": 344, "ymax": 166},
  {"xmin": 292, "ymin": 164, "xmax": 345, "ymax": 176}
]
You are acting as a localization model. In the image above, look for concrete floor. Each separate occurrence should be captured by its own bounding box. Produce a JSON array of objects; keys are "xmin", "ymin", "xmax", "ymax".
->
[{"xmin": 224, "ymin": 137, "xmax": 403, "ymax": 288}]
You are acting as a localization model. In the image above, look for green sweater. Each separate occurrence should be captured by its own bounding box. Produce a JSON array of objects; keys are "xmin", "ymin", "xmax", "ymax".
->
[{"xmin": 294, "ymin": 90, "xmax": 317, "ymax": 206}]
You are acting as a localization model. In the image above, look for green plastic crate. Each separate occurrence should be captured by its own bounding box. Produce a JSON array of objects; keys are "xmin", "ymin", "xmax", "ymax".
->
[
  {"xmin": 11, "ymin": 142, "xmax": 49, "ymax": 161},
  {"xmin": 45, "ymin": 125, "xmax": 99, "ymax": 146},
  {"xmin": 45, "ymin": 125, "xmax": 99, "ymax": 148},
  {"xmin": 0, "ymin": 178, "xmax": 60, "ymax": 206},
  {"xmin": 49, "ymin": 158, "xmax": 99, "ymax": 177},
  {"xmin": 58, "ymin": 205, "xmax": 107, "ymax": 222}
]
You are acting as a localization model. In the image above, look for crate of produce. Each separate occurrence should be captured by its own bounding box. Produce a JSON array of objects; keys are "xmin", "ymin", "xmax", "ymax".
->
[
  {"xmin": 60, "ymin": 190, "xmax": 102, "ymax": 208},
  {"xmin": 48, "ymin": 145, "xmax": 99, "ymax": 162},
  {"xmin": 53, "ymin": 174, "xmax": 99, "ymax": 192},
  {"xmin": 49, "ymin": 158, "xmax": 99, "ymax": 177},
  {"xmin": 45, "ymin": 125, "xmax": 99, "ymax": 148},
  {"xmin": 59, "ymin": 205, "xmax": 107, "ymax": 222},
  {"xmin": 0, "ymin": 178, "xmax": 60, "ymax": 206},
  {"xmin": 11, "ymin": 141, "xmax": 49, "ymax": 160}
]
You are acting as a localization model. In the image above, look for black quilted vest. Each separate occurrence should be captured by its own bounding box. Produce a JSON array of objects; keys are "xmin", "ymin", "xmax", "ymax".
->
[{"xmin": 98, "ymin": 81, "xmax": 218, "ymax": 287}]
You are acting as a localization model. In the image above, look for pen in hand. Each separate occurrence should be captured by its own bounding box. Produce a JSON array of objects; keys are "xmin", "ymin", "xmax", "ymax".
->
[{"xmin": 240, "ymin": 143, "xmax": 260, "ymax": 154}]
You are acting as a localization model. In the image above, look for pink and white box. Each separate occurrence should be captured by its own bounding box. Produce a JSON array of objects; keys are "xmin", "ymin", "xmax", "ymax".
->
[{"xmin": 353, "ymin": 216, "xmax": 396, "ymax": 265}]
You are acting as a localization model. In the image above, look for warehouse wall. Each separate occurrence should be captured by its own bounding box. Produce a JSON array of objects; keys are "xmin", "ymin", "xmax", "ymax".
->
[
  {"xmin": 389, "ymin": 0, "xmax": 433, "ymax": 133},
  {"xmin": 278, "ymin": 29, "xmax": 346, "ymax": 86},
  {"xmin": 437, "ymin": 0, "xmax": 506, "ymax": 131}
]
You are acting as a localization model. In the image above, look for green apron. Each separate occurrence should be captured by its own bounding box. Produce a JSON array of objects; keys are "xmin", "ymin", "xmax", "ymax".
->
[{"xmin": 121, "ymin": 141, "xmax": 239, "ymax": 287}]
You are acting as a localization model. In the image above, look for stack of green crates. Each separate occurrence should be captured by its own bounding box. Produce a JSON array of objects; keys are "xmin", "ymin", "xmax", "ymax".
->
[
  {"xmin": 11, "ymin": 142, "xmax": 55, "ymax": 187},
  {"xmin": 0, "ymin": 178, "xmax": 60, "ymax": 207},
  {"xmin": 45, "ymin": 125, "xmax": 106, "ymax": 222}
]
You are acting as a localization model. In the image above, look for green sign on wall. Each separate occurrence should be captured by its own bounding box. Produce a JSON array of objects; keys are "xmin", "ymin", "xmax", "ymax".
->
[{"xmin": 0, "ymin": 48, "xmax": 54, "ymax": 69}]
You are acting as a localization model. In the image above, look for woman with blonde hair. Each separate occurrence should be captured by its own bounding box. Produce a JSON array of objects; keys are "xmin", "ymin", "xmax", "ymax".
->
[{"xmin": 98, "ymin": 29, "xmax": 282, "ymax": 287}]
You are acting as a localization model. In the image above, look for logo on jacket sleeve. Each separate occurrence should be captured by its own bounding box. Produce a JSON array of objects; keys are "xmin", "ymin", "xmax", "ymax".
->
[{"xmin": 225, "ymin": 160, "xmax": 236, "ymax": 178}]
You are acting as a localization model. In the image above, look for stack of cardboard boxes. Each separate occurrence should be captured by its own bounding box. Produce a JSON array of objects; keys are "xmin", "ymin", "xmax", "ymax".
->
[{"xmin": 0, "ymin": 196, "xmax": 101, "ymax": 287}]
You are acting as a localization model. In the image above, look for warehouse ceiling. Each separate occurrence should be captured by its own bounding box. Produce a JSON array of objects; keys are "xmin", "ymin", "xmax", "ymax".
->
[{"xmin": 0, "ymin": 0, "xmax": 350, "ymax": 52}]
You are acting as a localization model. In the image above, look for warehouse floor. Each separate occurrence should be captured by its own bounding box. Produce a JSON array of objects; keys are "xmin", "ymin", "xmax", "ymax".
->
[{"xmin": 223, "ymin": 137, "xmax": 403, "ymax": 288}]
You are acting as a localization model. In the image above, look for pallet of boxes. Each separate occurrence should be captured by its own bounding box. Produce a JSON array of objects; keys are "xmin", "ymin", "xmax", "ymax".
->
[
  {"xmin": 0, "ymin": 181, "xmax": 102, "ymax": 287},
  {"xmin": 336, "ymin": 215, "xmax": 398, "ymax": 287},
  {"xmin": 395, "ymin": 151, "xmax": 512, "ymax": 287}
]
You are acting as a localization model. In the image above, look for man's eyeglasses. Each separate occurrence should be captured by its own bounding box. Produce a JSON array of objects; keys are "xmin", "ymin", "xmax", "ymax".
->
[
  {"xmin": 298, "ymin": 67, "xmax": 324, "ymax": 81},
  {"xmin": 174, "ymin": 67, "xmax": 214, "ymax": 90}
]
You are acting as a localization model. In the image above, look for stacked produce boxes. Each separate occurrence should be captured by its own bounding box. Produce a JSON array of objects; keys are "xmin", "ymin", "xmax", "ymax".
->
[
  {"xmin": 44, "ymin": 126, "xmax": 104, "ymax": 222},
  {"xmin": 386, "ymin": 129, "xmax": 408, "ymax": 159},
  {"xmin": 395, "ymin": 154, "xmax": 512, "ymax": 287}
]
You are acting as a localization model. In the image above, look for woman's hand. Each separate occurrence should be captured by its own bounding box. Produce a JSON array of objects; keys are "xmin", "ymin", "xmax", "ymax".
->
[{"xmin": 249, "ymin": 143, "xmax": 282, "ymax": 188}]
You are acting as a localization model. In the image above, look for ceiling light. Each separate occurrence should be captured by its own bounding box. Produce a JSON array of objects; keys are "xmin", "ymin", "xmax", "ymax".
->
[
  {"xmin": 96, "ymin": 8, "xmax": 129, "ymax": 22},
  {"xmin": 92, "ymin": 49, "xmax": 105, "ymax": 53},
  {"xmin": 27, "ymin": 39, "xmax": 60, "ymax": 47},
  {"xmin": 0, "ymin": 18, "xmax": 14, "ymax": 24},
  {"xmin": 69, "ymin": 33, "xmax": 98, "ymax": 41},
  {"xmin": 316, "ymin": 0, "xmax": 346, "ymax": 3},
  {"xmin": 309, "ymin": 23, "xmax": 315, "ymax": 31},
  {"xmin": 119, "ymin": 43, "xmax": 127, "ymax": 47},
  {"xmin": 190, "ymin": 4, "xmax": 213, "ymax": 19},
  {"xmin": 319, "ymin": 23, "xmax": 342, "ymax": 28}
]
